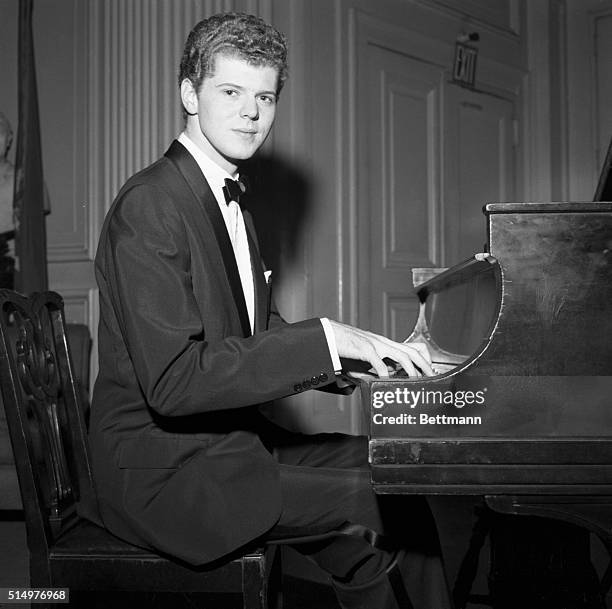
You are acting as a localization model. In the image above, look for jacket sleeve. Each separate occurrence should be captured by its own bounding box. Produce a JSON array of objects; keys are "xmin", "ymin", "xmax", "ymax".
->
[{"xmin": 97, "ymin": 182, "xmax": 337, "ymax": 417}]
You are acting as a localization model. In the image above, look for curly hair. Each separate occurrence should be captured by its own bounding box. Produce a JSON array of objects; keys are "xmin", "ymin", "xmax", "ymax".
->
[{"xmin": 178, "ymin": 13, "xmax": 288, "ymax": 96}]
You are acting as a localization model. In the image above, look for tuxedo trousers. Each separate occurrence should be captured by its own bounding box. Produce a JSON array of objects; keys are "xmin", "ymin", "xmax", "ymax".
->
[{"xmin": 260, "ymin": 425, "xmax": 451, "ymax": 608}]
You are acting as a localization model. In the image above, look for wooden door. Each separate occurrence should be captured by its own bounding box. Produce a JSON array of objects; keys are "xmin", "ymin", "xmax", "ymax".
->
[
  {"xmin": 358, "ymin": 44, "xmax": 444, "ymax": 341},
  {"xmin": 357, "ymin": 38, "xmax": 517, "ymax": 340},
  {"xmin": 444, "ymin": 85, "xmax": 517, "ymax": 262}
]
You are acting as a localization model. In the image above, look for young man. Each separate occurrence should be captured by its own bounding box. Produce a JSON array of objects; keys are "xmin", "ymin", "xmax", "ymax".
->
[{"xmin": 89, "ymin": 13, "xmax": 450, "ymax": 608}]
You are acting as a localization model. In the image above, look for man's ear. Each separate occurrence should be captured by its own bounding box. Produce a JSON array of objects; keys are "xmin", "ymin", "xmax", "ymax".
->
[{"xmin": 180, "ymin": 78, "xmax": 198, "ymax": 116}]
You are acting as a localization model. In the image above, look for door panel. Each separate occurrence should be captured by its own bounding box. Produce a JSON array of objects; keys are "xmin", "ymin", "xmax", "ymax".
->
[
  {"xmin": 359, "ymin": 44, "xmax": 443, "ymax": 340},
  {"xmin": 358, "ymin": 43, "xmax": 516, "ymax": 341},
  {"xmin": 444, "ymin": 85, "xmax": 516, "ymax": 262}
]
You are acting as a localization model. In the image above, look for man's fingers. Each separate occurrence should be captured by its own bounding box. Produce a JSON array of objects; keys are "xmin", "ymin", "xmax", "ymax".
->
[
  {"xmin": 329, "ymin": 319, "xmax": 434, "ymax": 377},
  {"xmin": 404, "ymin": 347, "xmax": 434, "ymax": 376},
  {"xmin": 377, "ymin": 336, "xmax": 432, "ymax": 370},
  {"xmin": 391, "ymin": 354, "xmax": 419, "ymax": 377},
  {"xmin": 380, "ymin": 344, "xmax": 433, "ymax": 377},
  {"xmin": 407, "ymin": 341, "xmax": 432, "ymax": 364},
  {"xmin": 369, "ymin": 354, "xmax": 391, "ymax": 378}
]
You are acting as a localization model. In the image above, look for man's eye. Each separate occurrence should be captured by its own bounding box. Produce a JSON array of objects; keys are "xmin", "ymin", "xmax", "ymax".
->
[
  {"xmin": 259, "ymin": 95, "xmax": 276, "ymax": 105},
  {"xmin": 223, "ymin": 89, "xmax": 238, "ymax": 96}
]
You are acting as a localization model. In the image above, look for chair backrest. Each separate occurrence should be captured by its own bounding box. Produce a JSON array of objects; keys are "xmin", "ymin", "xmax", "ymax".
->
[{"xmin": 0, "ymin": 290, "xmax": 96, "ymax": 554}]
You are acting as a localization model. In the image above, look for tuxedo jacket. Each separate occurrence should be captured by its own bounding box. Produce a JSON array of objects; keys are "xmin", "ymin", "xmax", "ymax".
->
[{"xmin": 89, "ymin": 140, "xmax": 338, "ymax": 565}]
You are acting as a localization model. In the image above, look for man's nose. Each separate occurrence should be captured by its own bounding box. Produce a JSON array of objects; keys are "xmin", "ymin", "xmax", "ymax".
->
[{"xmin": 240, "ymin": 96, "xmax": 259, "ymax": 120}]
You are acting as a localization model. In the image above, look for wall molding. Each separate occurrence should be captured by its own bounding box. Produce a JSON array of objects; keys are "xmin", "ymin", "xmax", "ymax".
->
[
  {"xmin": 383, "ymin": 291, "xmax": 420, "ymax": 342},
  {"xmin": 41, "ymin": 0, "xmax": 91, "ymax": 263},
  {"xmin": 409, "ymin": 0, "xmax": 521, "ymax": 39},
  {"xmin": 522, "ymin": 1, "xmax": 552, "ymax": 202},
  {"xmin": 48, "ymin": 243, "xmax": 90, "ymax": 263},
  {"xmin": 59, "ymin": 287, "xmax": 93, "ymax": 324},
  {"xmin": 382, "ymin": 73, "xmax": 441, "ymax": 270}
]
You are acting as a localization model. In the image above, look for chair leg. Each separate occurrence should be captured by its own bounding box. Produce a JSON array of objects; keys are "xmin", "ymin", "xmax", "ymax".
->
[{"xmin": 242, "ymin": 548, "xmax": 282, "ymax": 609}]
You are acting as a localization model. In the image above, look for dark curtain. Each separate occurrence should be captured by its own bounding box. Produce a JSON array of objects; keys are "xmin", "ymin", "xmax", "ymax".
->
[{"xmin": 13, "ymin": 0, "xmax": 47, "ymax": 294}]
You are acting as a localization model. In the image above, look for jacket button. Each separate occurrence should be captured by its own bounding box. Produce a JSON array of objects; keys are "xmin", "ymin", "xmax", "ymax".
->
[
  {"xmin": 294, "ymin": 383, "xmax": 302, "ymax": 393},
  {"xmin": 319, "ymin": 373, "xmax": 329, "ymax": 383},
  {"xmin": 311, "ymin": 376, "xmax": 319, "ymax": 386},
  {"xmin": 303, "ymin": 379, "xmax": 311, "ymax": 389}
]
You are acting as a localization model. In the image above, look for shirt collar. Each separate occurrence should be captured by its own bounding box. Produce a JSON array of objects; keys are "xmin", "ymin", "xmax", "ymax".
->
[{"xmin": 177, "ymin": 132, "xmax": 240, "ymax": 205}]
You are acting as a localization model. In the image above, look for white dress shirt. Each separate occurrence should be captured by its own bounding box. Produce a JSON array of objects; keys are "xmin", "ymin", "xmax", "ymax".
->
[
  {"xmin": 177, "ymin": 132, "xmax": 341, "ymax": 372},
  {"xmin": 178, "ymin": 132, "xmax": 255, "ymax": 333}
]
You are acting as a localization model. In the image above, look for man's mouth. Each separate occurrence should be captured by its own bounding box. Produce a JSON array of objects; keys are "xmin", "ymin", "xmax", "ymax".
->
[{"xmin": 235, "ymin": 128, "xmax": 257, "ymax": 135}]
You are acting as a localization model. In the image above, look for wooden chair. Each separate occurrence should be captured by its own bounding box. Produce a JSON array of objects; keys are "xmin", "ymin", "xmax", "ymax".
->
[
  {"xmin": 0, "ymin": 289, "xmax": 280, "ymax": 608},
  {"xmin": 0, "ymin": 321, "xmax": 91, "ymax": 511}
]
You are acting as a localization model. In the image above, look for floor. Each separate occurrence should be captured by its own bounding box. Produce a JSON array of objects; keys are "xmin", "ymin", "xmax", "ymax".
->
[{"xmin": 0, "ymin": 513, "xmax": 29, "ymax": 609}]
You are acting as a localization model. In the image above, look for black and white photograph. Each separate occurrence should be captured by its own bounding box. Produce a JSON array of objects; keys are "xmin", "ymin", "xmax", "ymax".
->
[{"xmin": 0, "ymin": 1, "xmax": 611, "ymax": 607}]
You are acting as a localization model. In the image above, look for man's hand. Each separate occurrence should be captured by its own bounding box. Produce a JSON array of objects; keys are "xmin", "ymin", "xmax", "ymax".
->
[{"xmin": 329, "ymin": 320, "xmax": 433, "ymax": 378}]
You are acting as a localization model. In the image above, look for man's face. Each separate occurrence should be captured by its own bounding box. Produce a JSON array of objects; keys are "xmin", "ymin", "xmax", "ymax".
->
[{"xmin": 181, "ymin": 54, "xmax": 279, "ymax": 174}]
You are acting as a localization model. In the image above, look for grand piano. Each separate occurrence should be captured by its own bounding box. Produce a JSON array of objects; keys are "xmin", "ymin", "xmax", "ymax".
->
[{"xmin": 356, "ymin": 201, "xmax": 612, "ymax": 607}]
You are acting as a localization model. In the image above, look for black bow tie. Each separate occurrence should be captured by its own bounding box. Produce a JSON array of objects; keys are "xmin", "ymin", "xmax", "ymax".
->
[{"xmin": 223, "ymin": 177, "xmax": 249, "ymax": 205}]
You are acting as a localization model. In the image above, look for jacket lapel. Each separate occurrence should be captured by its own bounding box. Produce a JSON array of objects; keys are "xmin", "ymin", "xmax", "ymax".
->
[
  {"xmin": 243, "ymin": 211, "xmax": 269, "ymax": 334},
  {"xmin": 164, "ymin": 140, "xmax": 251, "ymax": 338}
]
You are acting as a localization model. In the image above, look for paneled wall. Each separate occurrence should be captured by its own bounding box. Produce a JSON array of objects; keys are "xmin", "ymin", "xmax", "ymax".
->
[
  {"xmin": 1, "ymin": 0, "xmax": 93, "ymax": 325},
  {"xmin": 293, "ymin": 0, "xmax": 526, "ymax": 431},
  {"xmin": 565, "ymin": 0, "xmax": 612, "ymax": 200},
  {"xmin": 1, "ymin": 0, "xmax": 609, "ymax": 432}
]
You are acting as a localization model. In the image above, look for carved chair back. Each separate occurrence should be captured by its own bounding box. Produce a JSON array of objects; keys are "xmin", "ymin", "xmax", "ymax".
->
[{"xmin": 0, "ymin": 290, "xmax": 95, "ymax": 553}]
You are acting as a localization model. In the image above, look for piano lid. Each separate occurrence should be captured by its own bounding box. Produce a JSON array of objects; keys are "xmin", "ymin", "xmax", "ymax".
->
[
  {"xmin": 406, "ymin": 253, "xmax": 501, "ymax": 375},
  {"xmin": 396, "ymin": 201, "xmax": 612, "ymax": 378}
]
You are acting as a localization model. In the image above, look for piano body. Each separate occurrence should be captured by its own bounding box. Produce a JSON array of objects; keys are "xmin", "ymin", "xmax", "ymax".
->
[{"xmin": 357, "ymin": 201, "xmax": 612, "ymax": 603}]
